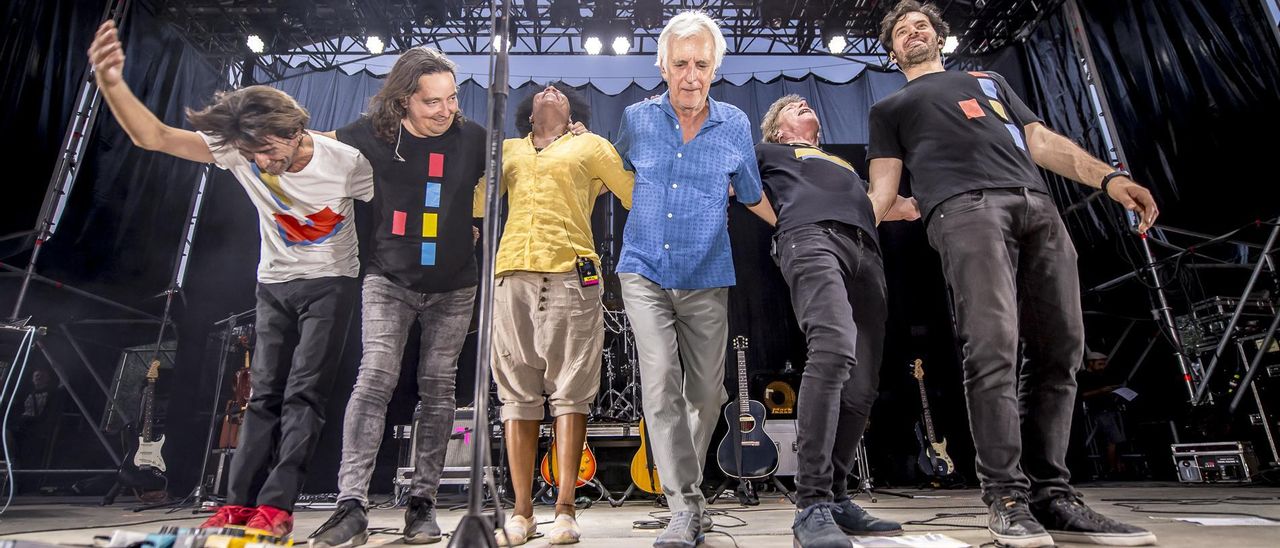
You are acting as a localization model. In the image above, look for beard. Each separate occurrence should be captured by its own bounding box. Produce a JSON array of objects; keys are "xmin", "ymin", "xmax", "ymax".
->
[{"xmin": 898, "ymin": 42, "xmax": 939, "ymax": 67}]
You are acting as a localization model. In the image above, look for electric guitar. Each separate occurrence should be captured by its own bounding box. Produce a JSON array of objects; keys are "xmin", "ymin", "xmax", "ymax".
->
[
  {"xmin": 910, "ymin": 359, "xmax": 954, "ymax": 477},
  {"xmin": 540, "ymin": 434, "xmax": 598, "ymax": 489},
  {"xmin": 131, "ymin": 360, "xmax": 167, "ymax": 472},
  {"xmin": 715, "ymin": 336, "xmax": 780, "ymax": 480},
  {"xmin": 629, "ymin": 418, "xmax": 662, "ymax": 494}
]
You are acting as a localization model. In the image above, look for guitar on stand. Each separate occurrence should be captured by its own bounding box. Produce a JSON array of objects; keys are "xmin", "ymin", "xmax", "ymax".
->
[
  {"xmin": 910, "ymin": 359, "xmax": 957, "ymax": 485},
  {"xmin": 103, "ymin": 360, "xmax": 167, "ymax": 505},
  {"xmin": 218, "ymin": 327, "xmax": 253, "ymax": 449},
  {"xmin": 538, "ymin": 430, "xmax": 608, "ymax": 506},
  {"xmin": 712, "ymin": 336, "xmax": 788, "ymax": 505}
]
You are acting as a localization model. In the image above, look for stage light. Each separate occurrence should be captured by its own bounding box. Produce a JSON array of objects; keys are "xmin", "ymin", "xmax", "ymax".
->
[
  {"xmin": 366, "ymin": 35, "xmax": 385, "ymax": 54},
  {"xmin": 246, "ymin": 34, "xmax": 265, "ymax": 53},
  {"xmin": 612, "ymin": 35, "xmax": 630, "ymax": 55},
  {"xmin": 549, "ymin": 0, "xmax": 581, "ymax": 27},
  {"xmin": 583, "ymin": 36, "xmax": 603, "ymax": 55},
  {"xmin": 821, "ymin": 22, "xmax": 848, "ymax": 53},
  {"xmin": 760, "ymin": 0, "xmax": 793, "ymax": 29},
  {"xmin": 421, "ymin": 1, "xmax": 450, "ymax": 27},
  {"xmin": 581, "ymin": 18, "xmax": 608, "ymax": 55},
  {"xmin": 633, "ymin": 0, "xmax": 662, "ymax": 29},
  {"xmin": 493, "ymin": 24, "xmax": 518, "ymax": 52},
  {"xmin": 943, "ymin": 36, "xmax": 959, "ymax": 54}
]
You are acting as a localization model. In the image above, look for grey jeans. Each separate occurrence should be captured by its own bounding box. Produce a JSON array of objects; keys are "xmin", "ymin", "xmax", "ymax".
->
[
  {"xmin": 336, "ymin": 274, "xmax": 476, "ymax": 505},
  {"xmin": 619, "ymin": 272, "xmax": 728, "ymax": 514},
  {"xmin": 926, "ymin": 188, "xmax": 1084, "ymax": 504}
]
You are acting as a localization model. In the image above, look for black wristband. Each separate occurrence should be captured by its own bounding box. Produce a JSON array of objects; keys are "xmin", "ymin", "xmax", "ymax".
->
[{"xmin": 1101, "ymin": 170, "xmax": 1131, "ymax": 194}]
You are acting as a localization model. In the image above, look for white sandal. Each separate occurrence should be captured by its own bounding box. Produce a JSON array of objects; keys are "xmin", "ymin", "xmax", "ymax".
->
[
  {"xmin": 495, "ymin": 514, "xmax": 537, "ymax": 546},
  {"xmin": 547, "ymin": 514, "xmax": 581, "ymax": 544}
]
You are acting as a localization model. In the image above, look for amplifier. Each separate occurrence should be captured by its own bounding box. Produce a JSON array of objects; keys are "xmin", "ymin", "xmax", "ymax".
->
[
  {"xmin": 1171, "ymin": 441, "xmax": 1259, "ymax": 483},
  {"xmin": 764, "ymin": 420, "xmax": 798, "ymax": 476},
  {"xmin": 394, "ymin": 406, "xmax": 476, "ymax": 492}
]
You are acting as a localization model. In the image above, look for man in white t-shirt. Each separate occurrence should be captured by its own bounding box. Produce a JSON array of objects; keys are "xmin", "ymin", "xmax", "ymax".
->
[{"xmin": 88, "ymin": 21, "xmax": 372, "ymax": 537}]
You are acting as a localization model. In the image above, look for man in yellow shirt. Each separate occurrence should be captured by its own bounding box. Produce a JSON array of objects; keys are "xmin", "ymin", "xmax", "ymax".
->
[{"xmin": 476, "ymin": 83, "xmax": 633, "ymax": 545}]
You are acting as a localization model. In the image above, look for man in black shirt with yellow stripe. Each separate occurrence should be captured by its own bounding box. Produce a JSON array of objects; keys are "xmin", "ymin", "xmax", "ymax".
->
[
  {"xmin": 866, "ymin": 2, "xmax": 1159, "ymax": 547},
  {"xmin": 751, "ymin": 95, "xmax": 917, "ymax": 547}
]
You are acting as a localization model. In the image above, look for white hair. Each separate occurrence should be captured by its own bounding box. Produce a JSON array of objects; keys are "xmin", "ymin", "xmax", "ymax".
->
[{"xmin": 655, "ymin": 10, "xmax": 727, "ymax": 71}]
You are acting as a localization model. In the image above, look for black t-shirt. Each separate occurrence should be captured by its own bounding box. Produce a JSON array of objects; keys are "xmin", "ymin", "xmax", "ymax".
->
[
  {"xmin": 1078, "ymin": 368, "xmax": 1120, "ymax": 412},
  {"xmin": 337, "ymin": 116, "xmax": 486, "ymax": 293},
  {"xmin": 867, "ymin": 70, "xmax": 1047, "ymax": 223},
  {"xmin": 756, "ymin": 142, "xmax": 879, "ymax": 248}
]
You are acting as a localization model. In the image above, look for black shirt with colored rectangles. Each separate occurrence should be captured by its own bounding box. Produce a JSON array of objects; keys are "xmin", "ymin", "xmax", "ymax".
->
[
  {"xmin": 756, "ymin": 142, "xmax": 879, "ymax": 249},
  {"xmin": 336, "ymin": 116, "xmax": 486, "ymax": 293},
  {"xmin": 867, "ymin": 70, "xmax": 1047, "ymax": 223}
]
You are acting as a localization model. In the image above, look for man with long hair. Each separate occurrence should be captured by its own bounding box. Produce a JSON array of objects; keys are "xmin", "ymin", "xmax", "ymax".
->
[
  {"xmin": 88, "ymin": 21, "xmax": 373, "ymax": 537},
  {"xmin": 481, "ymin": 82, "xmax": 632, "ymax": 546},
  {"xmin": 867, "ymin": 2, "xmax": 1159, "ymax": 546},
  {"xmin": 308, "ymin": 47, "xmax": 487, "ymax": 547}
]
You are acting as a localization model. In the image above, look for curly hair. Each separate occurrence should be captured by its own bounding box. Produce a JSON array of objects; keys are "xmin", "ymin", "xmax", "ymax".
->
[
  {"xmin": 185, "ymin": 86, "xmax": 309, "ymax": 149},
  {"xmin": 514, "ymin": 82, "xmax": 591, "ymax": 136},
  {"xmin": 367, "ymin": 47, "xmax": 460, "ymax": 144},
  {"xmin": 878, "ymin": 0, "xmax": 950, "ymax": 56},
  {"xmin": 759, "ymin": 94, "xmax": 823, "ymax": 144}
]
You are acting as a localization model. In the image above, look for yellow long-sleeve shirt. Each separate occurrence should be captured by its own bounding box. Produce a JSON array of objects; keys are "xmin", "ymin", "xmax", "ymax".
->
[{"xmin": 474, "ymin": 132, "xmax": 634, "ymax": 277}]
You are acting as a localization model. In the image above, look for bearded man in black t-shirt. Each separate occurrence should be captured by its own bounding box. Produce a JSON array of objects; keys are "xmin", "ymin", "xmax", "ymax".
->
[{"xmin": 866, "ymin": 2, "xmax": 1159, "ymax": 547}]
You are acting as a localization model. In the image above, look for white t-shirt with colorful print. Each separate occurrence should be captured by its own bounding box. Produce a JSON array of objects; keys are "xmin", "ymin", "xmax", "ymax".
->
[{"xmin": 199, "ymin": 132, "xmax": 375, "ymax": 283}]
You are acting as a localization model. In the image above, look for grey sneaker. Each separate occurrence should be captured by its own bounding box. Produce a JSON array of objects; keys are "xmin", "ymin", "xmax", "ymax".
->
[
  {"xmin": 404, "ymin": 496, "xmax": 442, "ymax": 544},
  {"xmin": 792, "ymin": 503, "xmax": 851, "ymax": 548},
  {"xmin": 988, "ymin": 494, "xmax": 1054, "ymax": 547},
  {"xmin": 1033, "ymin": 495, "xmax": 1157, "ymax": 546},
  {"xmin": 654, "ymin": 510, "xmax": 703, "ymax": 548},
  {"xmin": 833, "ymin": 499, "xmax": 903, "ymax": 536},
  {"xmin": 308, "ymin": 500, "xmax": 369, "ymax": 548}
]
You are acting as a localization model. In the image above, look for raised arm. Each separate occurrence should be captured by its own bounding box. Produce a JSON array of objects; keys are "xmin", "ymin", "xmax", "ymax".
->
[{"xmin": 89, "ymin": 21, "xmax": 213, "ymax": 163}]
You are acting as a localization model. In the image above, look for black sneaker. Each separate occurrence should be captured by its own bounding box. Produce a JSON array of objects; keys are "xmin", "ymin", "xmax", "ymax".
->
[
  {"xmin": 309, "ymin": 500, "xmax": 369, "ymax": 548},
  {"xmin": 833, "ymin": 499, "xmax": 903, "ymax": 536},
  {"xmin": 1033, "ymin": 495, "xmax": 1157, "ymax": 546},
  {"xmin": 404, "ymin": 496, "xmax": 443, "ymax": 544},
  {"xmin": 988, "ymin": 494, "xmax": 1054, "ymax": 547},
  {"xmin": 792, "ymin": 503, "xmax": 851, "ymax": 548}
]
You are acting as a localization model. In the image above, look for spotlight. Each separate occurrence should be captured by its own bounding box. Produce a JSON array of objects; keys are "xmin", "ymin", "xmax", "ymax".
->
[
  {"xmin": 760, "ymin": 0, "xmax": 794, "ymax": 29},
  {"xmin": 824, "ymin": 22, "xmax": 844, "ymax": 53},
  {"xmin": 633, "ymin": 0, "xmax": 662, "ymax": 29},
  {"xmin": 493, "ymin": 23, "xmax": 519, "ymax": 52},
  {"xmin": 612, "ymin": 35, "xmax": 630, "ymax": 55},
  {"xmin": 942, "ymin": 36, "xmax": 959, "ymax": 54},
  {"xmin": 581, "ymin": 18, "xmax": 607, "ymax": 55},
  {"xmin": 549, "ymin": 0, "xmax": 581, "ymax": 27},
  {"xmin": 366, "ymin": 35, "xmax": 385, "ymax": 54},
  {"xmin": 246, "ymin": 34, "xmax": 265, "ymax": 53},
  {"xmin": 583, "ymin": 37, "xmax": 603, "ymax": 55}
]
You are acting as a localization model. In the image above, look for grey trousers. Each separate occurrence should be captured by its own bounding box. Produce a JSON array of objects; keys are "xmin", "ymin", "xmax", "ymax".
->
[
  {"xmin": 336, "ymin": 274, "xmax": 476, "ymax": 506},
  {"xmin": 619, "ymin": 272, "xmax": 728, "ymax": 514},
  {"xmin": 925, "ymin": 188, "xmax": 1084, "ymax": 504}
]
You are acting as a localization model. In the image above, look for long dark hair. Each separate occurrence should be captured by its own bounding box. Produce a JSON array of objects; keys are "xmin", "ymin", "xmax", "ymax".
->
[
  {"xmin": 514, "ymin": 82, "xmax": 591, "ymax": 136},
  {"xmin": 186, "ymin": 85, "xmax": 309, "ymax": 149},
  {"xmin": 367, "ymin": 47, "xmax": 461, "ymax": 143}
]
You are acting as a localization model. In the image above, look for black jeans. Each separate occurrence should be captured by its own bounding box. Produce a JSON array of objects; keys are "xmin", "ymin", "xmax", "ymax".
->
[
  {"xmin": 227, "ymin": 276, "xmax": 358, "ymax": 511},
  {"xmin": 925, "ymin": 188, "xmax": 1084, "ymax": 504},
  {"xmin": 775, "ymin": 222, "xmax": 887, "ymax": 508}
]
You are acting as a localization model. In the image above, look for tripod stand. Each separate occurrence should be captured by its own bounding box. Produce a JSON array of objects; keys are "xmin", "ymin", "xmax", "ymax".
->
[{"xmin": 847, "ymin": 438, "xmax": 914, "ymax": 503}]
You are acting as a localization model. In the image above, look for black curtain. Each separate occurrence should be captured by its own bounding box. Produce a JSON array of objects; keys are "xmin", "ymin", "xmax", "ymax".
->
[{"xmin": 1078, "ymin": 0, "xmax": 1280, "ymax": 234}]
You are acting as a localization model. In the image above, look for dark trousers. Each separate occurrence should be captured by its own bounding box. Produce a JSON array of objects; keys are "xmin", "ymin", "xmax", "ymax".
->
[
  {"xmin": 227, "ymin": 276, "xmax": 358, "ymax": 511},
  {"xmin": 775, "ymin": 222, "xmax": 887, "ymax": 508},
  {"xmin": 925, "ymin": 188, "xmax": 1084, "ymax": 504}
]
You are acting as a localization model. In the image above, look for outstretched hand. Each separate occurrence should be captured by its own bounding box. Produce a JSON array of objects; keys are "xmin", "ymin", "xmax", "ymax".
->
[
  {"xmin": 88, "ymin": 21, "xmax": 126, "ymax": 87},
  {"xmin": 1106, "ymin": 178, "xmax": 1159, "ymax": 233}
]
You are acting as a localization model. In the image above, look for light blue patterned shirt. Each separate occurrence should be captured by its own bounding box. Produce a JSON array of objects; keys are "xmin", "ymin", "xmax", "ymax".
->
[{"xmin": 613, "ymin": 92, "xmax": 763, "ymax": 289}]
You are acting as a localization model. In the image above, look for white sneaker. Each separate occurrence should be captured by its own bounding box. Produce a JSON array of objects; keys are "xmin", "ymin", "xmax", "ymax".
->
[
  {"xmin": 547, "ymin": 514, "xmax": 581, "ymax": 544},
  {"xmin": 495, "ymin": 514, "xmax": 537, "ymax": 547}
]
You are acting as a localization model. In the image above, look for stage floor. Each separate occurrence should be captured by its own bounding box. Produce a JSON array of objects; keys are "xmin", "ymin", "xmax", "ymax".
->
[{"xmin": 1, "ymin": 484, "xmax": 1278, "ymax": 547}]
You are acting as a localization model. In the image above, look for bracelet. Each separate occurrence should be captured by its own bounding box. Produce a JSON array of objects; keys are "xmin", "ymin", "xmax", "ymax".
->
[{"xmin": 1101, "ymin": 169, "xmax": 1131, "ymax": 194}]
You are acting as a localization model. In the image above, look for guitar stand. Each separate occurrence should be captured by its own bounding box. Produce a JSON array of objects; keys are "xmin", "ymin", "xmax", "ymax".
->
[
  {"xmin": 708, "ymin": 475, "xmax": 794, "ymax": 506},
  {"xmin": 534, "ymin": 477, "xmax": 612, "ymax": 508}
]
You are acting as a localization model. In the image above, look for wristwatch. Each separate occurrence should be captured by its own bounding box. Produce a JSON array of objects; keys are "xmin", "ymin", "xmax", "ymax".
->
[{"xmin": 1100, "ymin": 169, "xmax": 1131, "ymax": 194}]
